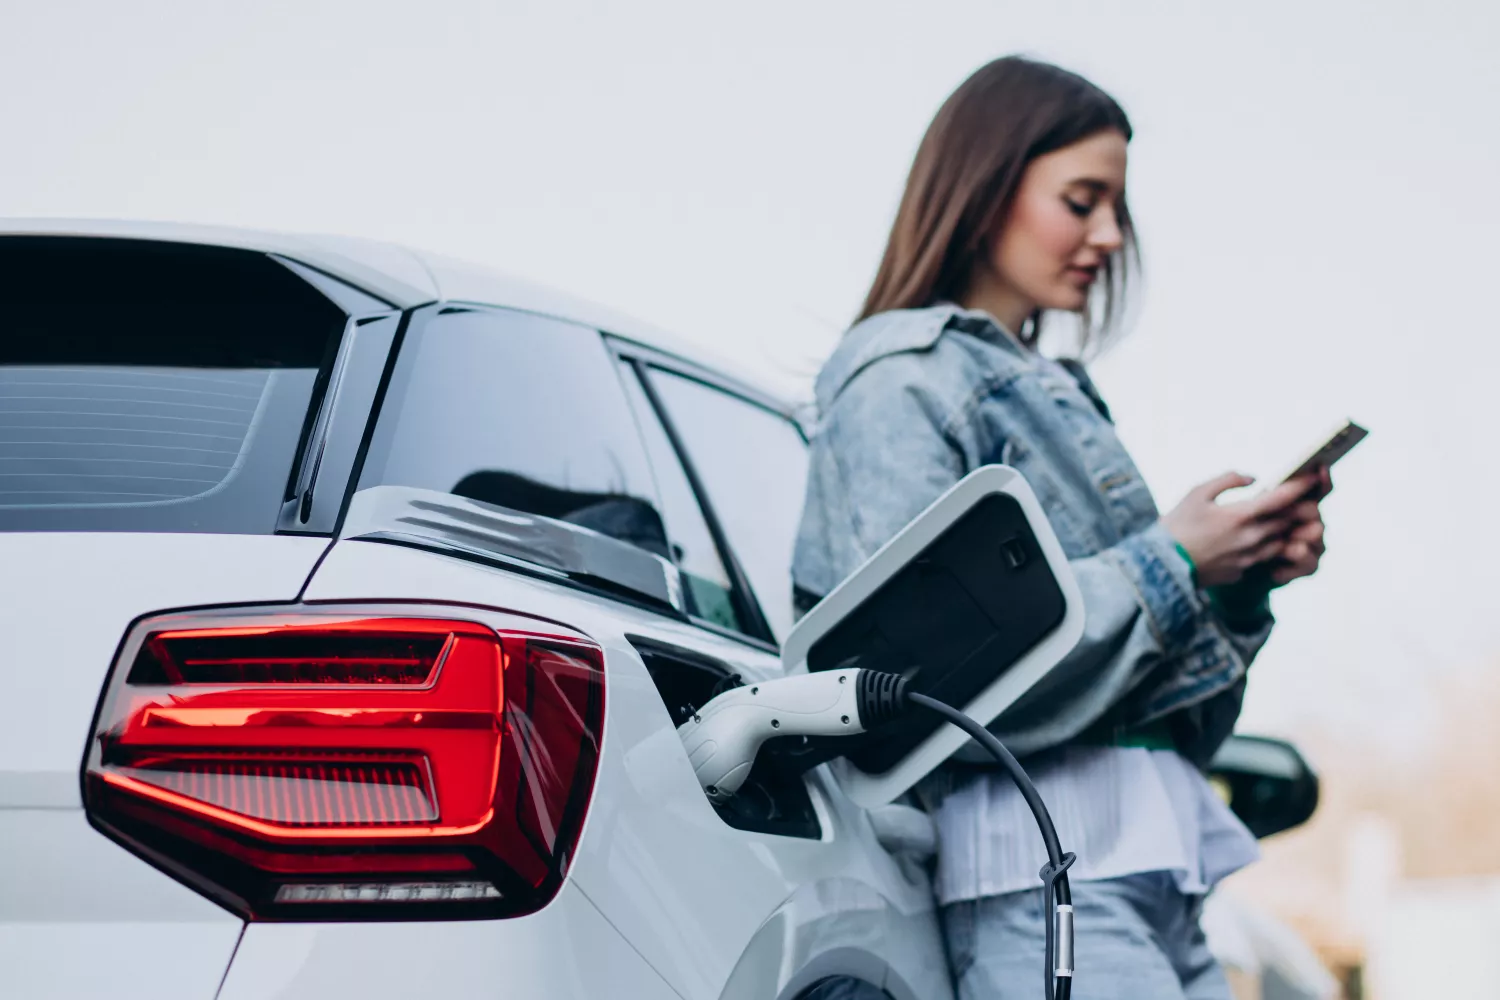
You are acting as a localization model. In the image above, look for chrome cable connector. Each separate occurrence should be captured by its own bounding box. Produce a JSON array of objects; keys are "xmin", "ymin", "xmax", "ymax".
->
[{"xmin": 1054, "ymin": 903, "xmax": 1075, "ymax": 978}]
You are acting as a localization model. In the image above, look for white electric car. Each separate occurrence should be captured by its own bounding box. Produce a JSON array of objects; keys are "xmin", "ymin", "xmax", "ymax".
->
[
  {"xmin": 0, "ymin": 220, "xmax": 955, "ymax": 1000},
  {"xmin": 0, "ymin": 221, "xmax": 1317, "ymax": 1000}
]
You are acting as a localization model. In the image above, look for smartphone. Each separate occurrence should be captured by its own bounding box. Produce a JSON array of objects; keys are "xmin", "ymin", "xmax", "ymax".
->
[
  {"xmin": 1233, "ymin": 420, "xmax": 1367, "ymax": 576},
  {"xmin": 1274, "ymin": 419, "xmax": 1368, "ymax": 489},
  {"xmin": 1214, "ymin": 420, "xmax": 1368, "ymax": 506}
]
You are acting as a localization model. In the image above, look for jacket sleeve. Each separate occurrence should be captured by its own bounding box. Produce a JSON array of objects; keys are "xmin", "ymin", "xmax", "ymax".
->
[
  {"xmin": 984, "ymin": 522, "xmax": 1265, "ymax": 763},
  {"xmin": 1167, "ymin": 588, "xmax": 1275, "ymax": 767},
  {"xmin": 793, "ymin": 358, "xmax": 1272, "ymax": 766}
]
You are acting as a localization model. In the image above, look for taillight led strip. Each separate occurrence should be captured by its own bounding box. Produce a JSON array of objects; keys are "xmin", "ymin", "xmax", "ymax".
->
[{"xmin": 84, "ymin": 607, "xmax": 605, "ymax": 921}]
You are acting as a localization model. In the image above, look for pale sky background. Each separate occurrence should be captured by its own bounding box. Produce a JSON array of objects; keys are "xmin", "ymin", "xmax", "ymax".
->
[{"xmin": 4, "ymin": 0, "xmax": 1498, "ymax": 751}]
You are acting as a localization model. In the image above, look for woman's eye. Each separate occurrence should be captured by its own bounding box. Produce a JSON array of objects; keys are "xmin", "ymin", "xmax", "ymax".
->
[{"xmin": 1064, "ymin": 198, "xmax": 1093, "ymax": 218}]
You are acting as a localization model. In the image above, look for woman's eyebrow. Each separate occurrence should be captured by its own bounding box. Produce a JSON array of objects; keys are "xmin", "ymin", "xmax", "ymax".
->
[{"xmin": 1067, "ymin": 178, "xmax": 1114, "ymax": 194}]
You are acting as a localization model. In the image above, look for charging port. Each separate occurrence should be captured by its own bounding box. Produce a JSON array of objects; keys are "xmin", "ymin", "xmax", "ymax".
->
[{"xmin": 1001, "ymin": 536, "xmax": 1028, "ymax": 569}]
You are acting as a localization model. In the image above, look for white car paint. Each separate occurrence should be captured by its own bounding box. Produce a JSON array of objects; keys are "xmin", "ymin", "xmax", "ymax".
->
[
  {"xmin": 0, "ymin": 809, "xmax": 243, "ymax": 1000},
  {"xmin": 0, "ymin": 532, "xmax": 328, "ymax": 809},
  {"xmin": 219, "ymin": 882, "xmax": 680, "ymax": 999},
  {"xmin": 0, "ymin": 533, "xmax": 327, "ymax": 1000},
  {"xmin": 302, "ymin": 535, "xmax": 953, "ymax": 1000}
]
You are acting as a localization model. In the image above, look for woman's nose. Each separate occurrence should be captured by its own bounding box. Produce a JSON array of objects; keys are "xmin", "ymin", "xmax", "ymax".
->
[{"xmin": 1089, "ymin": 208, "xmax": 1124, "ymax": 253}]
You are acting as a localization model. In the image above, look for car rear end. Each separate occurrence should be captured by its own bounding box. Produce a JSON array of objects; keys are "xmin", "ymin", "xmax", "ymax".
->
[
  {"xmin": 0, "ymin": 232, "xmax": 674, "ymax": 999},
  {"xmin": 0, "ymin": 235, "xmax": 355, "ymax": 997}
]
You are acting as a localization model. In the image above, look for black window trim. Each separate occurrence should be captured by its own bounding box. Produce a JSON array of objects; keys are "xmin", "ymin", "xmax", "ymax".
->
[
  {"xmin": 280, "ymin": 314, "xmax": 361, "ymax": 526},
  {"xmin": 606, "ymin": 335, "xmax": 809, "ymax": 651},
  {"xmin": 625, "ymin": 355, "xmax": 777, "ymax": 646},
  {"xmin": 327, "ymin": 306, "xmax": 418, "ymax": 537},
  {"xmin": 605, "ymin": 335, "xmax": 808, "ymax": 437},
  {"xmin": 274, "ymin": 309, "xmax": 409, "ymax": 537},
  {"xmin": 267, "ymin": 253, "xmax": 421, "ymax": 536}
]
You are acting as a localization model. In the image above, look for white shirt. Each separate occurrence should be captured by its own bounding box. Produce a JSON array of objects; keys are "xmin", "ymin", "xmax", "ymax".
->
[{"xmin": 929, "ymin": 745, "xmax": 1260, "ymax": 904}]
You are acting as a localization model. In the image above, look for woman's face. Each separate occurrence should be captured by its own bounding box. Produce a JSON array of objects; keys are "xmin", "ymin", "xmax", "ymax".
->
[{"xmin": 988, "ymin": 129, "xmax": 1128, "ymax": 316}]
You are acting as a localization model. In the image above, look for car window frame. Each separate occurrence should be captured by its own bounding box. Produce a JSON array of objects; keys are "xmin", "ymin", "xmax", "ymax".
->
[
  {"xmin": 641, "ymin": 363, "xmax": 811, "ymax": 645},
  {"xmin": 277, "ymin": 310, "xmax": 405, "ymax": 536},
  {"xmin": 605, "ymin": 335, "xmax": 808, "ymax": 653}
]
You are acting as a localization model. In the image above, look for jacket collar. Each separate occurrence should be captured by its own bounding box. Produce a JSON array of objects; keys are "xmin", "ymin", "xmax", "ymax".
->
[{"xmin": 814, "ymin": 304, "xmax": 1028, "ymax": 410}]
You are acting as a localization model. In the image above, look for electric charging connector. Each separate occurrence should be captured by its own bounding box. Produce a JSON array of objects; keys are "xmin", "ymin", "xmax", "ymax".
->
[{"xmin": 678, "ymin": 668, "xmax": 1076, "ymax": 1000}]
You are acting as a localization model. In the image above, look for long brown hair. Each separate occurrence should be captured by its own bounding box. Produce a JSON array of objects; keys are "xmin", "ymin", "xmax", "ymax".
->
[{"xmin": 859, "ymin": 56, "xmax": 1138, "ymax": 352}]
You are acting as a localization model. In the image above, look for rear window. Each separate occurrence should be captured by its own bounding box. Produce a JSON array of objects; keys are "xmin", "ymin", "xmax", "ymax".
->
[{"xmin": 0, "ymin": 237, "xmax": 348, "ymax": 533}]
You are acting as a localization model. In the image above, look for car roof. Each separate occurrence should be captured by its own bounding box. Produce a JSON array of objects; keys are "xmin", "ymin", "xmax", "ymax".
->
[{"xmin": 0, "ymin": 218, "xmax": 777, "ymax": 404}]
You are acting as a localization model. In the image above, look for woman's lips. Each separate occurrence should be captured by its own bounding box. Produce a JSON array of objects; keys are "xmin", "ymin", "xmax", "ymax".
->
[{"xmin": 1066, "ymin": 265, "xmax": 1099, "ymax": 286}]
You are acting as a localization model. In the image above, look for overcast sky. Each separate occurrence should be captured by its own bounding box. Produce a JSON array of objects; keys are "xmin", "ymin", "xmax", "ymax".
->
[{"xmin": 4, "ymin": 0, "xmax": 1497, "ymax": 746}]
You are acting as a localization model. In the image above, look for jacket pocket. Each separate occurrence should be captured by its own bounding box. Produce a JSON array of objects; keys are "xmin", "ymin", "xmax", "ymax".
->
[{"xmin": 1096, "ymin": 462, "xmax": 1160, "ymax": 533}]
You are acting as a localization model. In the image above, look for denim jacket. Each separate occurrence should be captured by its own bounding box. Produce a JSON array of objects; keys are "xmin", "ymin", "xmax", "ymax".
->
[{"xmin": 791, "ymin": 304, "xmax": 1273, "ymax": 769}]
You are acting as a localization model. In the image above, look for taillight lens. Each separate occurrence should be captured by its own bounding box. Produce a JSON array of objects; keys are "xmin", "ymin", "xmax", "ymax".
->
[{"xmin": 84, "ymin": 611, "xmax": 604, "ymax": 920}]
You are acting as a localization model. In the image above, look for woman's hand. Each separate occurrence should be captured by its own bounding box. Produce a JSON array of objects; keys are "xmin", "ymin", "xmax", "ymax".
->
[
  {"xmin": 1264, "ymin": 468, "xmax": 1331, "ymax": 586},
  {"xmin": 1162, "ymin": 472, "xmax": 1318, "ymax": 587}
]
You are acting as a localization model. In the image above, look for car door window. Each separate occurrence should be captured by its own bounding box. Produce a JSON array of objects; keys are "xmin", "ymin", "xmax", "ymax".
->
[
  {"xmin": 643, "ymin": 368, "xmax": 809, "ymax": 643},
  {"xmin": 357, "ymin": 307, "xmax": 671, "ymax": 559},
  {"xmin": 616, "ymin": 363, "xmax": 747, "ymax": 633}
]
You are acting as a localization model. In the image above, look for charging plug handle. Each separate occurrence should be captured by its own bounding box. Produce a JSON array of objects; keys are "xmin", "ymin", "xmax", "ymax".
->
[{"xmin": 854, "ymin": 669, "xmax": 909, "ymax": 728}]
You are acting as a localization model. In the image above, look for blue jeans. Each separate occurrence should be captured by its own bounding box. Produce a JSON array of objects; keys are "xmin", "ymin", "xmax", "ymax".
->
[{"xmin": 941, "ymin": 873, "xmax": 1232, "ymax": 1000}]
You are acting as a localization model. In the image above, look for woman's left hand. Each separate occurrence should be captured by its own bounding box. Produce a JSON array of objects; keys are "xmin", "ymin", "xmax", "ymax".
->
[{"xmin": 1267, "ymin": 468, "xmax": 1331, "ymax": 586}]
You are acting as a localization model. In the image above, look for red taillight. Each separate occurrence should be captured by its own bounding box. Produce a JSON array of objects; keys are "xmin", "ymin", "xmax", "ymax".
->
[{"xmin": 84, "ymin": 611, "xmax": 604, "ymax": 920}]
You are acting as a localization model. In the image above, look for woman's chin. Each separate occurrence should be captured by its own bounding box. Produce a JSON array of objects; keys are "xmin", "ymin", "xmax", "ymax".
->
[{"xmin": 1040, "ymin": 288, "xmax": 1090, "ymax": 313}]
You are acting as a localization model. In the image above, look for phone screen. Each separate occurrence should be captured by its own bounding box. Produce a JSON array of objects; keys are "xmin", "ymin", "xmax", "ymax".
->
[{"xmin": 1280, "ymin": 421, "xmax": 1368, "ymax": 484}]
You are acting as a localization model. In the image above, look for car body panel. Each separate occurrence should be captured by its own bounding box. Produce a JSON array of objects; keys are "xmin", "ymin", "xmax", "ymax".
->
[
  {"xmin": 0, "ymin": 532, "xmax": 328, "ymax": 809},
  {"xmin": 0, "ymin": 808, "xmax": 244, "ymax": 1000},
  {"xmin": 303, "ymin": 536, "xmax": 953, "ymax": 1000},
  {"xmin": 0, "ymin": 533, "xmax": 329, "ymax": 1000},
  {"xmin": 218, "ymin": 881, "xmax": 677, "ymax": 1000}
]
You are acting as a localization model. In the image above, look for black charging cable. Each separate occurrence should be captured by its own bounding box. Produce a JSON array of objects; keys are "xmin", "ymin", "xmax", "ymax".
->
[{"xmin": 856, "ymin": 671, "xmax": 1076, "ymax": 1000}]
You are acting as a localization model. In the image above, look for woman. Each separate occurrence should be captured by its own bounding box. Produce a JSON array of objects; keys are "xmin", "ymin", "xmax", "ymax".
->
[{"xmin": 792, "ymin": 56, "xmax": 1328, "ymax": 999}]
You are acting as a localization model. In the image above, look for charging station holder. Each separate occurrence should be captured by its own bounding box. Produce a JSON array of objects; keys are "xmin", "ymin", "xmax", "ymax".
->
[{"xmin": 780, "ymin": 465, "xmax": 1085, "ymax": 809}]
